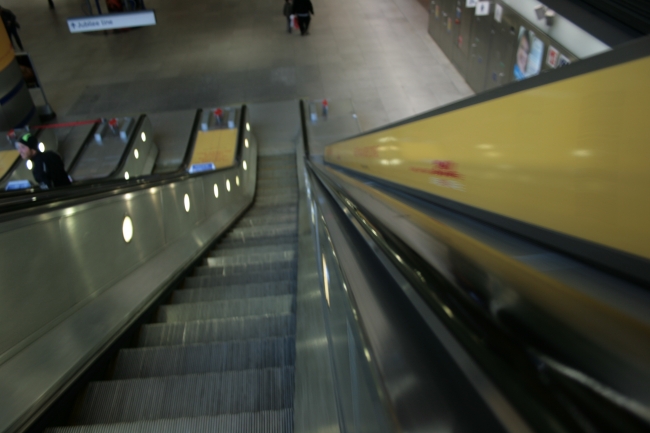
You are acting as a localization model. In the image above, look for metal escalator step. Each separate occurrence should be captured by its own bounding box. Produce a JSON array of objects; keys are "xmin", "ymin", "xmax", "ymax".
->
[
  {"xmin": 156, "ymin": 295, "xmax": 295, "ymax": 323},
  {"xmin": 209, "ymin": 243, "xmax": 296, "ymax": 258},
  {"xmin": 47, "ymin": 410, "xmax": 293, "ymax": 433},
  {"xmin": 204, "ymin": 250, "xmax": 296, "ymax": 267},
  {"xmin": 245, "ymin": 204, "xmax": 297, "ymax": 215},
  {"xmin": 73, "ymin": 367, "xmax": 295, "ymax": 424},
  {"xmin": 172, "ymin": 281, "xmax": 296, "ymax": 303},
  {"xmin": 185, "ymin": 269, "xmax": 296, "ymax": 288},
  {"xmin": 201, "ymin": 255, "xmax": 296, "ymax": 275},
  {"xmin": 139, "ymin": 314, "xmax": 295, "ymax": 347},
  {"xmin": 230, "ymin": 223, "xmax": 297, "ymax": 237},
  {"xmin": 213, "ymin": 234, "xmax": 298, "ymax": 250},
  {"xmin": 236, "ymin": 214, "xmax": 297, "ymax": 227},
  {"xmin": 113, "ymin": 337, "xmax": 296, "ymax": 379}
]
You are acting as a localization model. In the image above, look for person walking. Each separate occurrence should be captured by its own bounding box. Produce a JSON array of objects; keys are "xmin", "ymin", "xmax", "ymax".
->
[
  {"xmin": 283, "ymin": 0, "xmax": 293, "ymax": 33},
  {"xmin": 292, "ymin": 0, "xmax": 313, "ymax": 36},
  {"xmin": 0, "ymin": 6, "xmax": 23, "ymax": 51}
]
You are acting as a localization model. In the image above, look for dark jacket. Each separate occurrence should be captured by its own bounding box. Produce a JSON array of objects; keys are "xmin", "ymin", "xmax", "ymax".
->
[
  {"xmin": 292, "ymin": 0, "xmax": 313, "ymax": 15},
  {"xmin": 31, "ymin": 151, "xmax": 72, "ymax": 189},
  {"xmin": 283, "ymin": 2, "xmax": 292, "ymax": 16}
]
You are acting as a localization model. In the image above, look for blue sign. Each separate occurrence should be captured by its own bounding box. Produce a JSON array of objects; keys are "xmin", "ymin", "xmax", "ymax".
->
[{"xmin": 188, "ymin": 162, "xmax": 216, "ymax": 174}]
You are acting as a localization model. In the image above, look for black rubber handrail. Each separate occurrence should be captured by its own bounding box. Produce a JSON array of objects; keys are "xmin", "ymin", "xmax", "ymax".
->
[
  {"xmin": 65, "ymin": 121, "xmax": 102, "ymax": 177},
  {"xmin": 0, "ymin": 105, "xmax": 247, "ymax": 221},
  {"xmin": 307, "ymin": 159, "xmax": 650, "ymax": 433},
  {"xmin": 299, "ymin": 100, "xmax": 310, "ymax": 158}
]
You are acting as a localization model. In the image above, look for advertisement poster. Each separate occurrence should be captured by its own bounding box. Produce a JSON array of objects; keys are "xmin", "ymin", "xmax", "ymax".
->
[
  {"xmin": 475, "ymin": 1, "xmax": 490, "ymax": 15},
  {"xmin": 546, "ymin": 45, "xmax": 559, "ymax": 68},
  {"xmin": 513, "ymin": 26, "xmax": 544, "ymax": 80},
  {"xmin": 558, "ymin": 54, "xmax": 571, "ymax": 67},
  {"xmin": 494, "ymin": 4, "xmax": 503, "ymax": 23}
]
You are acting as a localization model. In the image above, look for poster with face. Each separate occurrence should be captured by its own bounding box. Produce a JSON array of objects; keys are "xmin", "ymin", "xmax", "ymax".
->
[{"xmin": 513, "ymin": 26, "xmax": 544, "ymax": 80}]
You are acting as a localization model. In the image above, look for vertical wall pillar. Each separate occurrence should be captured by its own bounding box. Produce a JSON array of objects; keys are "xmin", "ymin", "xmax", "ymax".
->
[{"xmin": 0, "ymin": 25, "xmax": 36, "ymax": 130}]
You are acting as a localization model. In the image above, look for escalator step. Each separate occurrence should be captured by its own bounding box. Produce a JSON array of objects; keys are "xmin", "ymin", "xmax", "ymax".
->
[
  {"xmin": 156, "ymin": 295, "xmax": 295, "ymax": 323},
  {"xmin": 113, "ymin": 337, "xmax": 296, "ymax": 379},
  {"xmin": 195, "ymin": 260, "xmax": 296, "ymax": 277},
  {"xmin": 204, "ymin": 250, "xmax": 296, "ymax": 267},
  {"xmin": 139, "ymin": 314, "xmax": 295, "ymax": 347},
  {"xmin": 47, "ymin": 410, "xmax": 293, "ymax": 433},
  {"xmin": 209, "ymin": 244, "xmax": 296, "ymax": 258},
  {"xmin": 173, "ymin": 281, "xmax": 296, "ymax": 303},
  {"xmin": 229, "ymin": 223, "xmax": 297, "ymax": 237},
  {"xmin": 185, "ymin": 269, "xmax": 295, "ymax": 288},
  {"xmin": 236, "ymin": 214, "xmax": 297, "ymax": 227},
  {"xmin": 217, "ymin": 235, "xmax": 298, "ymax": 249},
  {"xmin": 73, "ymin": 367, "xmax": 294, "ymax": 424}
]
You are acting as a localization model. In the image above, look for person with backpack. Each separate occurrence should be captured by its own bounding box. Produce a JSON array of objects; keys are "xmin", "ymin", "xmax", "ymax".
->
[{"xmin": 292, "ymin": 0, "xmax": 314, "ymax": 36}]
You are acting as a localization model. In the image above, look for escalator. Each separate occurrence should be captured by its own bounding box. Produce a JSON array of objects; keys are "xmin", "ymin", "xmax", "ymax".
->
[{"xmin": 47, "ymin": 153, "xmax": 299, "ymax": 433}]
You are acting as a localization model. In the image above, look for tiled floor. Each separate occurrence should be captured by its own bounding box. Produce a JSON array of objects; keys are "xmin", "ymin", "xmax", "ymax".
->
[{"xmin": 7, "ymin": 0, "xmax": 473, "ymax": 132}]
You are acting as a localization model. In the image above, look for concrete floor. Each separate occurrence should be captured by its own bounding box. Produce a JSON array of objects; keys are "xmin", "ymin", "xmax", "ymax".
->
[{"xmin": 6, "ymin": 0, "xmax": 473, "ymax": 133}]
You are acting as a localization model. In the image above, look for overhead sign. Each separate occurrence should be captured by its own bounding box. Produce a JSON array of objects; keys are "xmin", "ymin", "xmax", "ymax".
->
[{"xmin": 67, "ymin": 10, "xmax": 156, "ymax": 33}]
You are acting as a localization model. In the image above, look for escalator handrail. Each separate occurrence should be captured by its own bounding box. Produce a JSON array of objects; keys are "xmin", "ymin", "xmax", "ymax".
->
[
  {"xmin": 0, "ymin": 106, "xmax": 248, "ymax": 221},
  {"xmin": 306, "ymin": 159, "xmax": 650, "ymax": 433}
]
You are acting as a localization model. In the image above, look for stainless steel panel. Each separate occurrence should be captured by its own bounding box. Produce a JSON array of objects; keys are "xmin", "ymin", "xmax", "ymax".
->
[{"xmin": 161, "ymin": 179, "xmax": 204, "ymax": 244}]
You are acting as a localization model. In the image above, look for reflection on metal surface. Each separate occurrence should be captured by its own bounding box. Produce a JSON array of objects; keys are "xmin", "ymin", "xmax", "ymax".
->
[
  {"xmin": 38, "ymin": 142, "xmax": 45, "ymax": 152},
  {"xmin": 214, "ymin": 183, "xmax": 219, "ymax": 198},
  {"xmin": 124, "ymin": 171, "xmax": 130, "ymax": 180},
  {"xmin": 246, "ymin": 123, "xmax": 250, "ymax": 131},
  {"xmin": 243, "ymin": 160, "xmax": 247, "ymax": 171},
  {"xmin": 141, "ymin": 132, "xmax": 146, "ymax": 142},
  {"xmin": 235, "ymin": 175, "xmax": 240, "ymax": 186},
  {"xmin": 322, "ymin": 253, "xmax": 330, "ymax": 308},
  {"xmin": 122, "ymin": 215, "xmax": 133, "ymax": 243},
  {"xmin": 226, "ymin": 179, "xmax": 231, "ymax": 191},
  {"xmin": 183, "ymin": 193, "xmax": 190, "ymax": 212},
  {"xmin": 245, "ymin": 139, "xmax": 249, "ymax": 148},
  {"xmin": 26, "ymin": 160, "xmax": 32, "ymax": 170},
  {"xmin": 134, "ymin": 149, "xmax": 139, "ymax": 159}
]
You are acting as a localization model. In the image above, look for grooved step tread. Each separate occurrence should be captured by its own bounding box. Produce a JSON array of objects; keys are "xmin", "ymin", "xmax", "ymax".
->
[
  {"xmin": 157, "ymin": 295, "xmax": 295, "ymax": 323},
  {"xmin": 47, "ymin": 410, "xmax": 293, "ymax": 433},
  {"xmin": 185, "ymin": 269, "xmax": 296, "ymax": 288},
  {"xmin": 73, "ymin": 367, "xmax": 295, "ymax": 425},
  {"xmin": 113, "ymin": 337, "xmax": 296, "ymax": 379},
  {"xmin": 139, "ymin": 314, "xmax": 296, "ymax": 347},
  {"xmin": 205, "ymin": 250, "xmax": 296, "ymax": 268},
  {"xmin": 209, "ymin": 244, "xmax": 296, "ymax": 258},
  {"xmin": 173, "ymin": 281, "xmax": 296, "ymax": 303}
]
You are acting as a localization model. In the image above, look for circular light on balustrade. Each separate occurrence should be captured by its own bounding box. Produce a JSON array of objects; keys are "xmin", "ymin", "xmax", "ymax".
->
[
  {"xmin": 26, "ymin": 160, "xmax": 33, "ymax": 170},
  {"xmin": 236, "ymin": 175, "xmax": 240, "ymax": 186},
  {"xmin": 124, "ymin": 171, "xmax": 130, "ymax": 180},
  {"xmin": 214, "ymin": 183, "xmax": 219, "ymax": 198},
  {"xmin": 246, "ymin": 123, "xmax": 250, "ymax": 131},
  {"xmin": 184, "ymin": 194, "xmax": 190, "ymax": 212},
  {"xmin": 243, "ymin": 161, "xmax": 247, "ymax": 171},
  {"xmin": 245, "ymin": 139, "xmax": 249, "ymax": 148},
  {"xmin": 38, "ymin": 142, "xmax": 45, "ymax": 152},
  {"xmin": 141, "ymin": 132, "xmax": 147, "ymax": 142},
  {"xmin": 226, "ymin": 179, "xmax": 231, "ymax": 191},
  {"xmin": 134, "ymin": 149, "xmax": 139, "ymax": 159},
  {"xmin": 122, "ymin": 216, "xmax": 134, "ymax": 243}
]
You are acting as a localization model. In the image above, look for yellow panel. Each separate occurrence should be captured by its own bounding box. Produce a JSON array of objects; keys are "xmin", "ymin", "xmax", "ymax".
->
[
  {"xmin": 0, "ymin": 149, "xmax": 18, "ymax": 178},
  {"xmin": 325, "ymin": 56, "xmax": 650, "ymax": 260},
  {"xmin": 190, "ymin": 129, "xmax": 238, "ymax": 169},
  {"xmin": 0, "ymin": 23, "xmax": 14, "ymax": 71}
]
